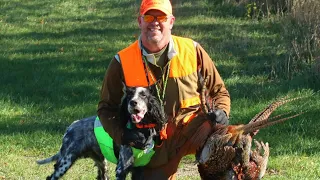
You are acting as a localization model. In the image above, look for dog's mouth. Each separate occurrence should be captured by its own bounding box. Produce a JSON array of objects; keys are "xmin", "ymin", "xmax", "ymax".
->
[{"xmin": 131, "ymin": 109, "xmax": 146, "ymax": 123}]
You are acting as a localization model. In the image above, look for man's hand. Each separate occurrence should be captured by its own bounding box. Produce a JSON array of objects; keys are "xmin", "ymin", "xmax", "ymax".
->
[
  {"xmin": 208, "ymin": 109, "xmax": 229, "ymax": 125},
  {"xmin": 215, "ymin": 109, "xmax": 229, "ymax": 125},
  {"xmin": 122, "ymin": 128, "xmax": 148, "ymax": 149}
]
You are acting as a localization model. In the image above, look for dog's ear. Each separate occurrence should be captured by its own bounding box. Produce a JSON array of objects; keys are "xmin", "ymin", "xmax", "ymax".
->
[
  {"xmin": 120, "ymin": 96, "xmax": 130, "ymax": 122},
  {"xmin": 147, "ymin": 96, "xmax": 167, "ymax": 130}
]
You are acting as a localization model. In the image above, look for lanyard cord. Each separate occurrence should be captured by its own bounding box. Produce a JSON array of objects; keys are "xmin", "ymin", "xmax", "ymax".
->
[{"xmin": 142, "ymin": 54, "xmax": 170, "ymax": 107}]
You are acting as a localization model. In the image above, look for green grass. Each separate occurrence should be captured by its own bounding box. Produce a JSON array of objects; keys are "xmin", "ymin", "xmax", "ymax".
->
[{"xmin": 1, "ymin": 0, "xmax": 320, "ymax": 179}]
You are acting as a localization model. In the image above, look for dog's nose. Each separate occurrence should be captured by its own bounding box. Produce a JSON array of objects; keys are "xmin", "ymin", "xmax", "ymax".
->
[{"xmin": 129, "ymin": 100, "xmax": 137, "ymax": 106}]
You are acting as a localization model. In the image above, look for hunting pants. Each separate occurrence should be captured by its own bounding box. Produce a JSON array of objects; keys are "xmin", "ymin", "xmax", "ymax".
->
[{"xmin": 144, "ymin": 114, "xmax": 212, "ymax": 179}]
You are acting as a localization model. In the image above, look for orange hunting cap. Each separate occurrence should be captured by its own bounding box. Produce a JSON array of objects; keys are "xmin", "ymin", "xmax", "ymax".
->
[{"xmin": 140, "ymin": 0, "xmax": 172, "ymax": 15}]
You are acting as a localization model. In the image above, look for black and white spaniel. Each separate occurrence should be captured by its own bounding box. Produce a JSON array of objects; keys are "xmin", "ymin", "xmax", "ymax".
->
[{"xmin": 37, "ymin": 86, "xmax": 167, "ymax": 180}]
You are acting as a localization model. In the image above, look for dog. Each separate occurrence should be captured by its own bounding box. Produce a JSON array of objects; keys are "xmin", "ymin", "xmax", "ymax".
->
[{"xmin": 37, "ymin": 86, "xmax": 167, "ymax": 180}]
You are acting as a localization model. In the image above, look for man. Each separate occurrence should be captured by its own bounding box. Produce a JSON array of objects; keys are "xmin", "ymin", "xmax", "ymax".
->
[{"xmin": 97, "ymin": 0, "xmax": 231, "ymax": 179}]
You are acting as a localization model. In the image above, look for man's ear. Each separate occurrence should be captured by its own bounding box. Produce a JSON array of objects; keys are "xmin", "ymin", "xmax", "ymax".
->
[
  {"xmin": 169, "ymin": 16, "xmax": 175, "ymax": 30},
  {"xmin": 138, "ymin": 16, "xmax": 142, "ymax": 29}
]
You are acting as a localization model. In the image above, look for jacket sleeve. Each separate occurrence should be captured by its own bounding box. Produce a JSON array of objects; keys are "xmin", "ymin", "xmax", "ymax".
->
[
  {"xmin": 196, "ymin": 44, "xmax": 231, "ymax": 117},
  {"xmin": 97, "ymin": 58, "xmax": 126, "ymax": 144}
]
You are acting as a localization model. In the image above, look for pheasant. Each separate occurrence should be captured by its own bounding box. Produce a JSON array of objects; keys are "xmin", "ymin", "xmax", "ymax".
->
[{"xmin": 196, "ymin": 75, "xmax": 304, "ymax": 180}]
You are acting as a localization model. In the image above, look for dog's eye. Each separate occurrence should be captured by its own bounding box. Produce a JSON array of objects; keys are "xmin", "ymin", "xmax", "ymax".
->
[{"xmin": 140, "ymin": 92, "xmax": 147, "ymax": 98}]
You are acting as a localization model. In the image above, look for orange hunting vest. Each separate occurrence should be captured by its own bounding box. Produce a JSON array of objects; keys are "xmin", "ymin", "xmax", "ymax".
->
[{"xmin": 118, "ymin": 35, "xmax": 200, "ymax": 123}]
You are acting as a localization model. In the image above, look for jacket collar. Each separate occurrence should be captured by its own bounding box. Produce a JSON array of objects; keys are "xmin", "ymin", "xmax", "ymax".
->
[{"xmin": 138, "ymin": 35, "xmax": 177, "ymax": 66}]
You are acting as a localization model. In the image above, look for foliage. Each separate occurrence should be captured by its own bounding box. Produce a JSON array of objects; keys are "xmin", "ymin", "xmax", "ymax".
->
[
  {"xmin": 212, "ymin": 0, "xmax": 320, "ymax": 80},
  {"xmin": 280, "ymin": 0, "xmax": 320, "ymax": 79}
]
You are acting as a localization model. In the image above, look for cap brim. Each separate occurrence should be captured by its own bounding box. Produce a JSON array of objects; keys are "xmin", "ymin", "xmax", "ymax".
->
[{"xmin": 141, "ymin": 8, "xmax": 171, "ymax": 15}]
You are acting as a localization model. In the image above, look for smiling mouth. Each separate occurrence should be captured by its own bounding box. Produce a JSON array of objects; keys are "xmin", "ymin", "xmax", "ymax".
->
[
  {"xmin": 148, "ymin": 28, "xmax": 161, "ymax": 34},
  {"xmin": 131, "ymin": 109, "xmax": 146, "ymax": 123},
  {"xmin": 150, "ymin": 28, "xmax": 160, "ymax": 31}
]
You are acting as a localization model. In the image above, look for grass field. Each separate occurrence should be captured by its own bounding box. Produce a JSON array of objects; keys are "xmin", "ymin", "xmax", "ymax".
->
[{"xmin": 1, "ymin": 0, "xmax": 319, "ymax": 179}]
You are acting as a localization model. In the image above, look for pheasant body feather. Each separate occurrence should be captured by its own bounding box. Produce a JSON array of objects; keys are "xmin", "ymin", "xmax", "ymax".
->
[{"xmin": 197, "ymin": 75, "xmax": 303, "ymax": 179}]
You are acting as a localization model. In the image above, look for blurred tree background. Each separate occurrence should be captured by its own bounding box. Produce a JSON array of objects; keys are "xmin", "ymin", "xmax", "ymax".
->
[{"xmin": 170, "ymin": 0, "xmax": 320, "ymax": 82}]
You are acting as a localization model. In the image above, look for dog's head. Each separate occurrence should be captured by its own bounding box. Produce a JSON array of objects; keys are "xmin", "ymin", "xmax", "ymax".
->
[
  {"xmin": 120, "ymin": 86, "xmax": 167, "ymax": 130},
  {"xmin": 126, "ymin": 87, "xmax": 150, "ymax": 123}
]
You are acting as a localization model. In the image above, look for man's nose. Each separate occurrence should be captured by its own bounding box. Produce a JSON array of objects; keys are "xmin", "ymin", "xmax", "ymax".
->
[{"xmin": 150, "ymin": 19, "xmax": 160, "ymax": 25}]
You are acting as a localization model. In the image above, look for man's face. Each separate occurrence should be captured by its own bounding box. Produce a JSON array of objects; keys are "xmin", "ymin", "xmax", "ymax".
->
[{"xmin": 138, "ymin": 9, "xmax": 175, "ymax": 49}]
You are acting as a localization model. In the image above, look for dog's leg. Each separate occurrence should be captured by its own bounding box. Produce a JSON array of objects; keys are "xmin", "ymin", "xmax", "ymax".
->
[
  {"xmin": 116, "ymin": 163, "xmax": 131, "ymax": 180},
  {"xmin": 116, "ymin": 145, "xmax": 134, "ymax": 180},
  {"xmin": 47, "ymin": 154, "xmax": 76, "ymax": 180},
  {"xmin": 94, "ymin": 159, "xmax": 109, "ymax": 180}
]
